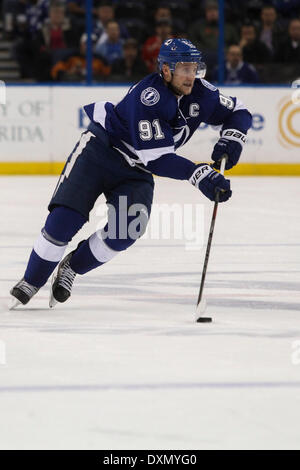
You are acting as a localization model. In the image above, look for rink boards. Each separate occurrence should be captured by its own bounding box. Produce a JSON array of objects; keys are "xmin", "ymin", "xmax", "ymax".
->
[{"xmin": 0, "ymin": 85, "xmax": 300, "ymax": 175}]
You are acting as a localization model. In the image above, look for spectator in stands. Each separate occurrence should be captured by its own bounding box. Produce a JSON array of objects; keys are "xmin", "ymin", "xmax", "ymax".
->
[
  {"xmin": 213, "ymin": 45, "xmax": 259, "ymax": 84},
  {"xmin": 93, "ymin": 0, "xmax": 128, "ymax": 46},
  {"xmin": 66, "ymin": 0, "xmax": 97, "ymax": 31},
  {"xmin": 271, "ymin": 0, "xmax": 300, "ymax": 19},
  {"xmin": 39, "ymin": 3, "xmax": 78, "ymax": 60},
  {"xmin": 111, "ymin": 38, "xmax": 148, "ymax": 82},
  {"xmin": 225, "ymin": 0, "xmax": 248, "ymax": 25},
  {"xmin": 153, "ymin": 4, "xmax": 172, "ymax": 23},
  {"xmin": 66, "ymin": 0, "xmax": 85, "ymax": 18},
  {"xmin": 152, "ymin": 4, "xmax": 186, "ymax": 35},
  {"xmin": 14, "ymin": 3, "xmax": 79, "ymax": 81},
  {"xmin": 188, "ymin": 1, "xmax": 238, "ymax": 54},
  {"xmin": 142, "ymin": 18, "xmax": 173, "ymax": 73},
  {"xmin": 275, "ymin": 18, "xmax": 300, "ymax": 63},
  {"xmin": 51, "ymin": 33, "xmax": 111, "ymax": 81},
  {"xmin": 93, "ymin": 1, "xmax": 114, "ymax": 40},
  {"xmin": 13, "ymin": 0, "xmax": 51, "ymax": 79},
  {"xmin": 13, "ymin": 15, "xmax": 35, "ymax": 78},
  {"xmin": 258, "ymin": 4, "xmax": 284, "ymax": 54},
  {"xmin": 245, "ymin": 0, "xmax": 299, "ymax": 24},
  {"xmin": 94, "ymin": 20, "xmax": 123, "ymax": 64},
  {"xmin": 23, "ymin": 0, "xmax": 49, "ymax": 35},
  {"xmin": 239, "ymin": 24, "xmax": 272, "ymax": 63}
]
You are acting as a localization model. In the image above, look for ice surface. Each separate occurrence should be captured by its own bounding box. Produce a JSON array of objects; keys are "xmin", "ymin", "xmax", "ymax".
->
[{"xmin": 0, "ymin": 176, "xmax": 300, "ymax": 450}]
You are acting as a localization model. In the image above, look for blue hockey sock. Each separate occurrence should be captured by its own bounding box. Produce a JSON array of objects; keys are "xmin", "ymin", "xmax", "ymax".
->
[
  {"xmin": 69, "ymin": 239, "xmax": 104, "ymax": 274},
  {"xmin": 70, "ymin": 231, "xmax": 121, "ymax": 275},
  {"xmin": 24, "ymin": 206, "xmax": 87, "ymax": 287},
  {"xmin": 24, "ymin": 249, "xmax": 59, "ymax": 288}
]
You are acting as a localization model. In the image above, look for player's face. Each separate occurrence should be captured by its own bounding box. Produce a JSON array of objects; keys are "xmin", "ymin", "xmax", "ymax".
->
[{"xmin": 170, "ymin": 62, "xmax": 198, "ymax": 96}]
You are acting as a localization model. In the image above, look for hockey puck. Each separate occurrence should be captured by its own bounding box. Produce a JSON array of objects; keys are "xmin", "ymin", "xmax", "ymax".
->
[{"xmin": 196, "ymin": 316, "xmax": 212, "ymax": 323}]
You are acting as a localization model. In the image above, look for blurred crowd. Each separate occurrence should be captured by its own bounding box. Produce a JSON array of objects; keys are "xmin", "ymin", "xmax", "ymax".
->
[{"xmin": 1, "ymin": 0, "xmax": 300, "ymax": 83}]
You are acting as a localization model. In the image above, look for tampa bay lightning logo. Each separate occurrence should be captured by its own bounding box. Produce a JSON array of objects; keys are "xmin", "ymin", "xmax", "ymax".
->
[{"xmin": 140, "ymin": 87, "xmax": 160, "ymax": 106}]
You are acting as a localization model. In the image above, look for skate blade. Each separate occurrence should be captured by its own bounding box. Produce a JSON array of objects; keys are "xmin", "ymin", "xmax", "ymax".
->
[
  {"xmin": 9, "ymin": 297, "xmax": 22, "ymax": 310},
  {"xmin": 49, "ymin": 269, "xmax": 58, "ymax": 309},
  {"xmin": 49, "ymin": 292, "xmax": 57, "ymax": 309}
]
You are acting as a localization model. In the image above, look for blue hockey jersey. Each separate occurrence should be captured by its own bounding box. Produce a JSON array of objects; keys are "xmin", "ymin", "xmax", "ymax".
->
[{"xmin": 84, "ymin": 73, "xmax": 252, "ymax": 179}]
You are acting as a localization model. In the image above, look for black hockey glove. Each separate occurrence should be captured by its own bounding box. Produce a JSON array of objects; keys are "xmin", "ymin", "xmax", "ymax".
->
[
  {"xmin": 211, "ymin": 129, "xmax": 246, "ymax": 170},
  {"xmin": 189, "ymin": 164, "xmax": 232, "ymax": 202}
]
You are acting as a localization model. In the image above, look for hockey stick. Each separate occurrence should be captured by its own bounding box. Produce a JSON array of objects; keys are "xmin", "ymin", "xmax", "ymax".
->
[{"xmin": 196, "ymin": 155, "xmax": 228, "ymax": 322}]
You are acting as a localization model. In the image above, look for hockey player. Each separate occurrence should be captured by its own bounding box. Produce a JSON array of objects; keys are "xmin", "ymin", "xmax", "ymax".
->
[{"xmin": 10, "ymin": 38, "xmax": 252, "ymax": 309}]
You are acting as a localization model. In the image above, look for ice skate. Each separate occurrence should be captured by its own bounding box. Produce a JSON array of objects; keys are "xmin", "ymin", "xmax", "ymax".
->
[
  {"xmin": 10, "ymin": 278, "xmax": 40, "ymax": 310},
  {"xmin": 49, "ymin": 252, "xmax": 77, "ymax": 308}
]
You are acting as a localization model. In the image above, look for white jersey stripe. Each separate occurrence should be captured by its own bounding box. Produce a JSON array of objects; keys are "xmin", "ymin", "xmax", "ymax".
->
[
  {"xmin": 234, "ymin": 98, "xmax": 247, "ymax": 112},
  {"xmin": 93, "ymin": 101, "xmax": 107, "ymax": 127},
  {"xmin": 121, "ymin": 139, "xmax": 174, "ymax": 165}
]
